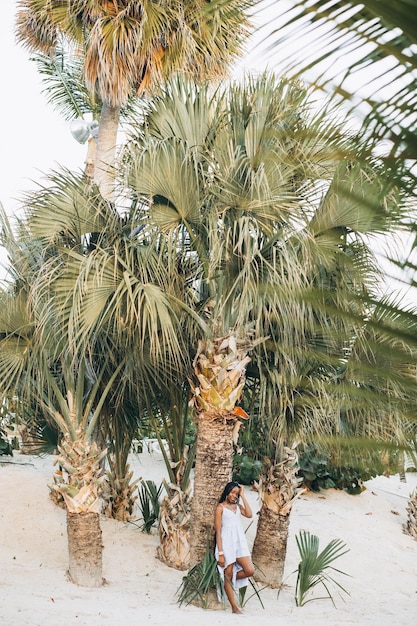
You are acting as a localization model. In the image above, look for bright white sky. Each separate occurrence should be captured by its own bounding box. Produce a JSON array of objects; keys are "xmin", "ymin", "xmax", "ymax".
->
[
  {"xmin": 1, "ymin": 3, "xmax": 87, "ymax": 231},
  {"xmin": 1, "ymin": 1, "xmax": 416, "ymax": 306}
]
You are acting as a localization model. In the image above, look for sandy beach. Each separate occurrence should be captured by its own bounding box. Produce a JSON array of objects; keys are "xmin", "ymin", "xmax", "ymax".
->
[{"xmin": 1, "ymin": 450, "xmax": 416, "ymax": 626}]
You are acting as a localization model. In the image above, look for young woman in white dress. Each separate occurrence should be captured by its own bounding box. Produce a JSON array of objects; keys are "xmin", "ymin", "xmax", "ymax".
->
[{"xmin": 214, "ymin": 481, "xmax": 255, "ymax": 613}]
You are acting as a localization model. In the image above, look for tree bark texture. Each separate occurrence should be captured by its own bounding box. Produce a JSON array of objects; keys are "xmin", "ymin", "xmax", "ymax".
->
[
  {"xmin": 157, "ymin": 511, "xmax": 190, "ymax": 571},
  {"xmin": 157, "ymin": 486, "xmax": 192, "ymax": 571},
  {"xmin": 189, "ymin": 411, "xmax": 236, "ymax": 567},
  {"xmin": 251, "ymin": 503, "xmax": 290, "ymax": 588},
  {"xmin": 67, "ymin": 511, "xmax": 103, "ymax": 587}
]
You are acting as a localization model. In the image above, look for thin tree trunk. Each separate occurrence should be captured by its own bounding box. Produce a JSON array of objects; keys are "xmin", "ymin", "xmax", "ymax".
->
[
  {"xmin": 189, "ymin": 411, "xmax": 236, "ymax": 567},
  {"xmin": 251, "ymin": 503, "xmax": 290, "ymax": 588},
  {"xmin": 67, "ymin": 511, "xmax": 103, "ymax": 587},
  {"xmin": 94, "ymin": 101, "xmax": 120, "ymax": 199}
]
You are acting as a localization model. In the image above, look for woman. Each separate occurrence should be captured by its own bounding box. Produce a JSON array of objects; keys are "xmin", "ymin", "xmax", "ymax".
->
[{"xmin": 214, "ymin": 481, "xmax": 255, "ymax": 614}]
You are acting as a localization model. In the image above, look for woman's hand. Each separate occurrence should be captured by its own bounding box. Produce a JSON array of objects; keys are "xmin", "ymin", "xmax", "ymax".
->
[
  {"xmin": 238, "ymin": 484, "xmax": 253, "ymax": 518},
  {"xmin": 217, "ymin": 553, "xmax": 225, "ymax": 567}
]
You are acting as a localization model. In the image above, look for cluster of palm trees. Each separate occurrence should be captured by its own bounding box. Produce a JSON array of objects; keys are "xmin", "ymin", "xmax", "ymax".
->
[{"xmin": 0, "ymin": 0, "xmax": 416, "ymax": 594}]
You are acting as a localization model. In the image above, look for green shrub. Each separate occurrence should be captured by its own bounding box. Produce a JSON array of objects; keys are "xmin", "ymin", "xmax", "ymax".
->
[
  {"xmin": 177, "ymin": 545, "xmax": 223, "ymax": 609},
  {"xmin": 232, "ymin": 453, "xmax": 262, "ymax": 485},
  {"xmin": 297, "ymin": 445, "xmax": 385, "ymax": 494}
]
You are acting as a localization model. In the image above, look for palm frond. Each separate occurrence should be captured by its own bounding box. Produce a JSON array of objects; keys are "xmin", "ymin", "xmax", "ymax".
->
[
  {"xmin": 177, "ymin": 539, "xmax": 223, "ymax": 608},
  {"xmin": 32, "ymin": 49, "xmax": 100, "ymax": 120},
  {"xmin": 137, "ymin": 479, "xmax": 163, "ymax": 533},
  {"xmin": 250, "ymin": 1, "xmax": 417, "ymax": 153},
  {"xmin": 294, "ymin": 530, "xmax": 350, "ymax": 607}
]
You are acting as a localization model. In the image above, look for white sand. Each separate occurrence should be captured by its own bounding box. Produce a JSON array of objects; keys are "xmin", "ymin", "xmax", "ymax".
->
[{"xmin": 1, "ymin": 450, "xmax": 416, "ymax": 626}]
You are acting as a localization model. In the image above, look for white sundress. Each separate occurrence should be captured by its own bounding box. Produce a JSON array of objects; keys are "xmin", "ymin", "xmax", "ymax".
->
[{"xmin": 215, "ymin": 504, "xmax": 251, "ymax": 592}]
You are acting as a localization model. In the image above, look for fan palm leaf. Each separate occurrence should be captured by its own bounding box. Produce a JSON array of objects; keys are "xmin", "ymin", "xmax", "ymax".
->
[{"xmin": 294, "ymin": 530, "xmax": 350, "ymax": 607}]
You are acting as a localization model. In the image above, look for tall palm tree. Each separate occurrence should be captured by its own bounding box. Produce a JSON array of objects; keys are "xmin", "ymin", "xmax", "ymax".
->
[
  {"xmin": 59, "ymin": 73, "xmax": 309, "ymax": 568},
  {"xmin": 16, "ymin": 0, "xmax": 251, "ymax": 197},
  {"xmin": 244, "ymin": 148, "xmax": 417, "ymax": 586},
  {"xmin": 117, "ymin": 72, "xmax": 413, "ymax": 569}
]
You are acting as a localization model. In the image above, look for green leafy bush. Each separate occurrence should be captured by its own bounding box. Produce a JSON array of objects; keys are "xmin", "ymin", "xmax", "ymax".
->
[
  {"xmin": 297, "ymin": 445, "xmax": 385, "ymax": 494},
  {"xmin": 232, "ymin": 453, "xmax": 262, "ymax": 485}
]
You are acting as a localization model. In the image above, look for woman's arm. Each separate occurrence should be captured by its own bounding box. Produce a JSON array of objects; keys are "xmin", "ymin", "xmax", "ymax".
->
[
  {"xmin": 214, "ymin": 504, "xmax": 225, "ymax": 566},
  {"xmin": 238, "ymin": 485, "xmax": 253, "ymax": 518}
]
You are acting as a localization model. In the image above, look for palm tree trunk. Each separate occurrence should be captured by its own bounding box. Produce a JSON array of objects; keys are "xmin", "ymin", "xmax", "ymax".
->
[
  {"xmin": 188, "ymin": 335, "xmax": 251, "ymax": 566},
  {"xmin": 251, "ymin": 447, "xmax": 304, "ymax": 588},
  {"xmin": 252, "ymin": 505, "xmax": 290, "ymax": 588},
  {"xmin": 67, "ymin": 511, "xmax": 103, "ymax": 587},
  {"xmin": 102, "ymin": 460, "xmax": 139, "ymax": 522},
  {"xmin": 157, "ymin": 483, "xmax": 192, "ymax": 571},
  {"xmin": 189, "ymin": 410, "xmax": 236, "ymax": 566},
  {"xmin": 94, "ymin": 101, "xmax": 120, "ymax": 199},
  {"xmin": 52, "ymin": 431, "xmax": 106, "ymax": 586}
]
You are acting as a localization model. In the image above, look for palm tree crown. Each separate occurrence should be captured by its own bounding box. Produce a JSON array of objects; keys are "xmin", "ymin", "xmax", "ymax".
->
[{"xmin": 16, "ymin": 0, "xmax": 252, "ymax": 106}]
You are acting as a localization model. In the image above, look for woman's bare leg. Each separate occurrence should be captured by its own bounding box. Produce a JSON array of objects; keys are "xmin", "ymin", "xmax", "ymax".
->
[
  {"xmin": 223, "ymin": 563, "xmax": 242, "ymax": 614},
  {"xmin": 235, "ymin": 556, "xmax": 255, "ymax": 580}
]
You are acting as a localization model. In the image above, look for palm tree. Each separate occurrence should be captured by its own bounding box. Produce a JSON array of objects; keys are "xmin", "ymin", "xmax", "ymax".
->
[
  {"xmin": 16, "ymin": 0, "xmax": 251, "ymax": 197},
  {"xmin": 245, "ymin": 151, "xmax": 417, "ymax": 587},
  {"xmin": 248, "ymin": 296, "xmax": 417, "ymax": 587},
  {"xmin": 57, "ymin": 73, "xmax": 310, "ymax": 569},
  {"xmin": 121, "ymin": 68, "xmax": 416, "ymax": 583},
  {"xmin": 0, "ymin": 145, "xmax": 203, "ymax": 577},
  {"xmin": 0, "ymin": 204, "xmax": 127, "ymax": 586},
  {"xmin": 117, "ymin": 72, "xmax": 414, "ymax": 570},
  {"xmin": 15, "ymin": 162, "xmax": 193, "ymax": 523}
]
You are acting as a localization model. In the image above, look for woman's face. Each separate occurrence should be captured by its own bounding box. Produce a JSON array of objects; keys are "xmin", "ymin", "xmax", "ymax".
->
[{"xmin": 227, "ymin": 486, "xmax": 240, "ymax": 503}]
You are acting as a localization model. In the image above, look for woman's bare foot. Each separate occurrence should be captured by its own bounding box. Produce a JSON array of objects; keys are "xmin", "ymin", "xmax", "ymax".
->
[{"xmin": 232, "ymin": 606, "xmax": 243, "ymax": 614}]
